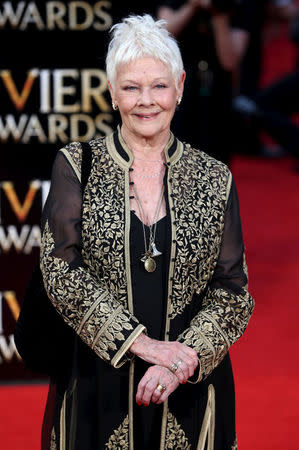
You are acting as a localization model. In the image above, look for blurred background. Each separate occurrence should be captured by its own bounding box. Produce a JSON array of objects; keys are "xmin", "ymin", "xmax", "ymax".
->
[{"xmin": 0, "ymin": 1, "xmax": 298, "ymax": 448}]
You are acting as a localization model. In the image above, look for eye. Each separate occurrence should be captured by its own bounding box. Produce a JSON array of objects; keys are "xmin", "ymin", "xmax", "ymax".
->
[
  {"xmin": 155, "ymin": 84, "xmax": 167, "ymax": 89},
  {"xmin": 123, "ymin": 85, "xmax": 137, "ymax": 91}
]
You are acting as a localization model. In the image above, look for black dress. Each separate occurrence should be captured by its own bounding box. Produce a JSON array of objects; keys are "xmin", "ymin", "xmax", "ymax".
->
[{"xmin": 130, "ymin": 212, "xmax": 168, "ymax": 449}]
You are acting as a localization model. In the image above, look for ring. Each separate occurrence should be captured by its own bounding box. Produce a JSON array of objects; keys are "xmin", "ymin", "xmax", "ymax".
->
[
  {"xmin": 156, "ymin": 383, "xmax": 166, "ymax": 393},
  {"xmin": 176, "ymin": 360, "xmax": 182, "ymax": 367},
  {"xmin": 169, "ymin": 362, "xmax": 178, "ymax": 374}
]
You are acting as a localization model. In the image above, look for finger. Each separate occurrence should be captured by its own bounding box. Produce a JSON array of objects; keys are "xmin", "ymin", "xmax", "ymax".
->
[
  {"xmin": 141, "ymin": 378, "xmax": 158, "ymax": 406},
  {"xmin": 156, "ymin": 378, "xmax": 179, "ymax": 405},
  {"xmin": 179, "ymin": 345, "xmax": 198, "ymax": 366},
  {"xmin": 169, "ymin": 360, "xmax": 188, "ymax": 383},
  {"xmin": 182, "ymin": 355, "xmax": 197, "ymax": 378},
  {"xmin": 136, "ymin": 374, "xmax": 151, "ymax": 405},
  {"xmin": 151, "ymin": 383, "xmax": 166, "ymax": 404},
  {"xmin": 178, "ymin": 350, "xmax": 198, "ymax": 377}
]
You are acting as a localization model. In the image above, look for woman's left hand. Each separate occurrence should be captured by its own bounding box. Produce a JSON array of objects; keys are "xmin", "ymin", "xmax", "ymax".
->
[{"xmin": 136, "ymin": 365, "xmax": 180, "ymax": 406}]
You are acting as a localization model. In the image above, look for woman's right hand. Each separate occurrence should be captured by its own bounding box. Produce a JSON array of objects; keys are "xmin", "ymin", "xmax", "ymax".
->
[{"xmin": 130, "ymin": 333, "xmax": 198, "ymax": 384}]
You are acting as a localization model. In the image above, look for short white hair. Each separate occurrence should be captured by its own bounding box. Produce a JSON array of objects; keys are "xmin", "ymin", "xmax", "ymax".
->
[{"xmin": 106, "ymin": 14, "xmax": 184, "ymax": 89}]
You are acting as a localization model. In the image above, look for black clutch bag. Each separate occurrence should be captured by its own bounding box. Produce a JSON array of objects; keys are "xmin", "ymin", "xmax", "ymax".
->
[{"xmin": 14, "ymin": 141, "xmax": 92, "ymax": 376}]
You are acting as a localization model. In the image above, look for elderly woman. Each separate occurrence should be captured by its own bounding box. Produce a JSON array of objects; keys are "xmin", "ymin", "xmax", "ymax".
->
[{"xmin": 40, "ymin": 14, "xmax": 254, "ymax": 450}]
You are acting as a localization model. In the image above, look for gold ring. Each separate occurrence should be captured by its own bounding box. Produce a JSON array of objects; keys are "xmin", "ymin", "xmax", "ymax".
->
[
  {"xmin": 169, "ymin": 363, "xmax": 178, "ymax": 374},
  {"xmin": 156, "ymin": 383, "xmax": 166, "ymax": 393}
]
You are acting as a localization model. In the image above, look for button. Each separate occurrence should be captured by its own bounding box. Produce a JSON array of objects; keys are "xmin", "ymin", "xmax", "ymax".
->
[{"xmin": 129, "ymin": 181, "xmax": 134, "ymax": 185}]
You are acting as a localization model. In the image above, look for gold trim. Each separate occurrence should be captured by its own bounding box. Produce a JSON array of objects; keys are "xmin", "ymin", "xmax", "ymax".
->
[
  {"xmin": 105, "ymin": 127, "xmax": 183, "ymax": 170},
  {"xmin": 226, "ymin": 172, "xmax": 232, "ymax": 202},
  {"xmin": 159, "ymin": 399, "xmax": 169, "ymax": 450},
  {"xmin": 195, "ymin": 326, "xmax": 217, "ymax": 367},
  {"xmin": 197, "ymin": 384, "xmax": 215, "ymax": 450},
  {"xmin": 165, "ymin": 138, "xmax": 183, "ymax": 165},
  {"xmin": 60, "ymin": 148, "xmax": 81, "ymax": 182},
  {"xmin": 91, "ymin": 304, "xmax": 123, "ymax": 350},
  {"xmin": 124, "ymin": 167, "xmax": 134, "ymax": 314},
  {"xmin": 111, "ymin": 324, "xmax": 146, "ymax": 368},
  {"xmin": 105, "ymin": 131, "xmax": 133, "ymax": 170},
  {"xmin": 77, "ymin": 291, "xmax": 110, "ymax": 334},
  {"xmin": 59, "ymin": 392, "xmax": 67, "ymax": 450},
  {"xmin": 129, "ymin": 360, "xmax": 135, "ymax": 450},
  {"xmin": 187, "ymin": 357, "xmax": 203, "ymax": 384}
]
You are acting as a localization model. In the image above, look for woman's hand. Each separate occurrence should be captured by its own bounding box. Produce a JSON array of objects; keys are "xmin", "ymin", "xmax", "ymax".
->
[
  {"xmin": 130, "ymin": 333, "xmax": 198, "ymax": 384},
  {"xmin": 136, "ymin": 365, "xmax": 180, "ymax": 406}
]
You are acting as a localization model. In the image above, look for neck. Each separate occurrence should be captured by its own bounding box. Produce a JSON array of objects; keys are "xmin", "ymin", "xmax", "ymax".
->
[{"xmin": 120, "ymin": 125, "xmax": 170, "ymax": 161}]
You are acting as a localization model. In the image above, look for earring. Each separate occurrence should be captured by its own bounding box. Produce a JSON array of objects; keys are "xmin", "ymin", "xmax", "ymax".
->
[
  {"xmin": 112, "ymin": 102, "xmax": 118, "ymax": 111},
  {"xmin": 177, "ymin": 97, "xmax": 182, "ymax": 106}
]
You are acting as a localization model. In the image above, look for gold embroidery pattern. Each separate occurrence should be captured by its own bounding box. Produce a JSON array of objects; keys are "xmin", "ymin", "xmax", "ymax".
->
[
  {"xmin": 41, "ymin": 222, "xmax": 139, "ymax": 365},
  {"xmin": 40, "ymin": 139, "xmax": 145, "ymax": 366},
  {"xmin": 232, "ymin": 436, "xmax": 238, "ymax": 450},
  {"xmin": 165, "ymin": 412, "xmax": 191, "ymax": 449},
  {"xmin": 169, "ymin": 146, "xmax": 229, "ymax": 319},
  {"xmin": 169, "ymin": 146, "xmax": 254, "ymax": 379},
  {"xmin": 50, "ymin": 427, "xmax": 57, "ymax": 450},
  {"xmin": 243, "ymin": 253, "xmax": 249, "ymax": 290},
  {"xmin": 105, "ymin": 415, "xmax": 129, "ymax": 449},
  {"xmin": 178, "ymin": 287, "xmax": 254, "ymax": 379}
]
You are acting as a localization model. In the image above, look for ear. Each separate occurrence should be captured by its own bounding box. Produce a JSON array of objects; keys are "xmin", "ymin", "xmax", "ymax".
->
[
  {"xmin": 177, "ymin": 70, "xmax": 186, "ymax": 99},
  {"xmin": 107, "ymin": 80, "xmax": 115, "ymax": 103}
]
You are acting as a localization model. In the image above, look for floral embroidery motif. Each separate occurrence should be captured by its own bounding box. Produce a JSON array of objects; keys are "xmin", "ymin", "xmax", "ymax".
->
[
  {"xmin": 41, "ymin": 222, "xmax": 140, "ymax": 366},
  {"xmin": 232, "ymin": 435, "xmax": 238, "ymax": 449},
  {"xmin": 178, "ymin": 287, "xmax": 254, "ymax": 379},
  {"xmin": 169, "ymin": 146, "xmax": 229, "ymax": 319},
  {"xmin": 50, "ymin": 427, "xmax": 56, "ymax": 450},
  {"xmin": 105, "ymin": 415, "xmax": 129, "ymax": 449},
  {"xmin": 165, "ymin": 412, "xmax": 191, "ymax": 449}
]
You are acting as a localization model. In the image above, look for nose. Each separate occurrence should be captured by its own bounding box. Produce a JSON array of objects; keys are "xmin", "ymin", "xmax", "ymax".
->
[{"xmin": 137, "ymin": 87, "xmax": 154, "ymax": 106}]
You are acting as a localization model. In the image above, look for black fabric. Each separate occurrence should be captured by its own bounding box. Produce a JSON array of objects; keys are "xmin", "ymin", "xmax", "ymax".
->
[{"xmin": 14, "ymin": 142, "xmax": 92, "ymax": 376}]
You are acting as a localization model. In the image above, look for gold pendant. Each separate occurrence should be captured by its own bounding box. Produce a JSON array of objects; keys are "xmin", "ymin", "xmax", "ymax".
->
[{"xmin": 144, "ymin": 257, "xmax": 156, "ymax": 272}]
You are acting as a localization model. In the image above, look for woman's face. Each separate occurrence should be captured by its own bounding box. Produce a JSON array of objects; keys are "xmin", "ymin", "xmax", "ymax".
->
[{"xmin": 108, "ymin": 57, "xmax": 185, "ymax": 141}]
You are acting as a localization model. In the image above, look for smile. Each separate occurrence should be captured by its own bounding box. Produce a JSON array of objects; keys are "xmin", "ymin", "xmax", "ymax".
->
[{"xmin": 134, "ymin": 112, "xmax": 160, "ymax": 120}]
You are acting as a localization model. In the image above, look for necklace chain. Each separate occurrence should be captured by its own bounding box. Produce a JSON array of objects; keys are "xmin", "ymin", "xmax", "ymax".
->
[{"xmin": 130, "ymin": 178, "xmax": 164, "ymax": 272}]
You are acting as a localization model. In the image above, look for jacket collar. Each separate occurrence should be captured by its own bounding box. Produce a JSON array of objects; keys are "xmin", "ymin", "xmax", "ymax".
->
[{"xmin": 105, "ymin": 125, "xmax": 183, "ymax": 170}]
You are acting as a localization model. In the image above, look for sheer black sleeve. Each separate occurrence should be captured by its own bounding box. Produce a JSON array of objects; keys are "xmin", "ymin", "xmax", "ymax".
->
[
  {"xmin": 40, "ymin": 145, "xmax": 146, "ymax": 368},
  {"xmin": 178, "ymin": 177, "xmax": 254, "ymax": 381}
]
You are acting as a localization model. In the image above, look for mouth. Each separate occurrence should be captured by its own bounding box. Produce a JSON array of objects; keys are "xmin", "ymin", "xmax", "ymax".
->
[{"xmin": 134, "ymin": 112, "xmax": 160, "ymax": 120}]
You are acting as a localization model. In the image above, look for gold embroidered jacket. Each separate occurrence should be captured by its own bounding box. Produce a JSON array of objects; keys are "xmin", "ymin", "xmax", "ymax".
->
[{"xmin": 40, "ymin": 130, "xmax": 254, "ymax": 449}]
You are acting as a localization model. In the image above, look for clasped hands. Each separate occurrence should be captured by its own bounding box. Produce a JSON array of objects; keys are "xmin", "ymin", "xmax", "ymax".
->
[{"xmin": 129, "ymin": 333, "xmax": 198, "ymax": 406}]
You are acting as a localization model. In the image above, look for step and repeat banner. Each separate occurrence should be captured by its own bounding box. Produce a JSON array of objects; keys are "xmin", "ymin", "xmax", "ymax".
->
[{"xmin": 0, "ymin": 1, "xmax": 155, "ymax": 380}]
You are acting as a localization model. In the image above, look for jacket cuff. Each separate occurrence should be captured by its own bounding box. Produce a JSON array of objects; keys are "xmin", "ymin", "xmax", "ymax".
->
[
  {"xmin": 177, "ymin": 324, "xmax": 227, "ymax": 380},
  {"xmin": 187, "ymin": 358, "xmax": 203, "ymax": 384},
  {"xmin": 111, "ymin": 324, "xmax": 146, "ymax": 368}
]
